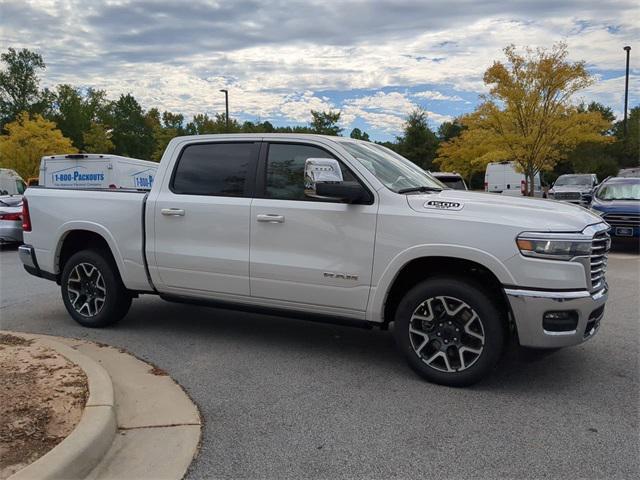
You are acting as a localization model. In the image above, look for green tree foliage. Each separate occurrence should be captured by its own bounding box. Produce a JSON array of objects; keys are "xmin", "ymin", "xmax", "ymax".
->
[
  {"xmin": 437, "ymin": 120, "xmax": 463, "ymax": 142},
  {"xmin": 395, "ymin": 108, "xmax": 439, "ymax": 169},
  {"xmin": 349, "ymin": 128, "xmax": 370, "ymax": 141},
  {"xmin": 83, "ymin": 123, "xmax": 114, "ymax": 153},
  {"xmin": 110, "ymin": 94, "xmax": 154, "ymax": 158},
  {"xmin": 310, "ymin": 110, "xmax": 342, "ymax": 135},
  {"xmin": 610, "ymin": 106, "xmax": 640, "ymax": 168},
  {"xmin": 0, "ymin": 48, "xmax": 52, "ymax": 128}
]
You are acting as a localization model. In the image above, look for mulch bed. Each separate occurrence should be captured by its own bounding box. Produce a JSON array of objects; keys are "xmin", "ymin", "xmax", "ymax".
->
[{"xmin": 0, "ymin": 333, "xmax": 88, "ymax": 479}]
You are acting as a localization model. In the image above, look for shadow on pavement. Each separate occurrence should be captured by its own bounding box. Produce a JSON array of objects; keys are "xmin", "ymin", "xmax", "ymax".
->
[{"xmin": 116, "ymin": 297, "xmax": 578, "ymax": 391}]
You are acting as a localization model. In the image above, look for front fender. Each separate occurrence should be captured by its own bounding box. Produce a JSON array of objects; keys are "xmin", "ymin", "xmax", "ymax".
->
[{"xmin": 366, "ymin": 244, "xmax": 515, "ymax": 323}]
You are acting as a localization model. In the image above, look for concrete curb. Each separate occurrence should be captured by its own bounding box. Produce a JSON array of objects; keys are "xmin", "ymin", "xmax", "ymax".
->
[{"xmin": 8, "ymin": 335, "xmax": 117, "ymax": 480}]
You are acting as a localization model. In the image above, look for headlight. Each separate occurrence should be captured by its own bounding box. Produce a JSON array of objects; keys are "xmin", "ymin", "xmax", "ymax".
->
[{"xmin": 516, "ymin": 233, "xmax": 591, "ymax": 260}]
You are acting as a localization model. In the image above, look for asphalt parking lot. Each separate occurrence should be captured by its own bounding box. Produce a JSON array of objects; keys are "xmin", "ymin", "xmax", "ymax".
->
[{"xmin": 1, "ymin": 242, "xmax": 638, "ymax": 479}]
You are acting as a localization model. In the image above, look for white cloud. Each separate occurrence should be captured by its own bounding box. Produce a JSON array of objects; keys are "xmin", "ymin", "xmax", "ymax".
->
[
  {"xmin": 341, "ymin": 91, "xmax": 452, "ymax": 133},
  {"xmin": 1, "ymin": 0, "xmax": 638, "ymax": 138},
  {"xmin": 413, "ymin": 90, "xmax": 463, "ymax": 101}
]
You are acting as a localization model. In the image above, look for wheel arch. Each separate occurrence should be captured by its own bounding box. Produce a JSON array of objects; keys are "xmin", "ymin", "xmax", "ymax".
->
[
  {"xmin": 55, "ymin": 223, "xmax": 126, "ymax": 282},
  {"xmin": 368, "ymin": 245, "xmax": 515, "ymax": 326}
]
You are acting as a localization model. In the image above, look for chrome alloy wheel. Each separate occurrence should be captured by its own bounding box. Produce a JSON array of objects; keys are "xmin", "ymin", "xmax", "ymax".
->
[
  {"xmin": 66, "ymin": 263, "xmax": 106, "ymax": 317},
  {"xmin": 408, "ymin": 296, "xmax": 485, "ymax": 373}
]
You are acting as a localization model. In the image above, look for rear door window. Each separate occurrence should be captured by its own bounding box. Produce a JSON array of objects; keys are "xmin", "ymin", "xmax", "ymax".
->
[{"xmin": 171, "ymin": 142, "xmax": 258, "ymax": 197}]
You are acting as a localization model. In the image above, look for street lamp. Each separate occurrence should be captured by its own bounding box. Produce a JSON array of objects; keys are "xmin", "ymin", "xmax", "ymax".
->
[
  {"xmin": 623, "ymin": 46, "xmax": 631, "ymax": 137},
  {"xmin": 219, "ymin": 89, "xmax": 229, "ymax": 132}
]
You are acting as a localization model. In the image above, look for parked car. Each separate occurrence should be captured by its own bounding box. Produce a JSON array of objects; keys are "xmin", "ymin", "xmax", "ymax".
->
[
  {"xmin": 430, "ymin": 171, "xmax": 468, "ymax": 190},
  {"xmin": 0, "ymin": 168, "xmax": 26, "ymax": 196},
  {"xmin": 591, "ymin": 176, "xmax": 640, "ymax": 239},
  {"xmin": 39, "ymin": 154, "xmax": 159, "ymax": 190},
  {"xmin": 484, "ymin": 161, "xmax": 543, "ymax": 197},
  {"xmin": 20, "ymin": 134, "xmax": 610, "ymax": 386},
  {"xmin": 548, "ymin": 174, "xmax": 598, "ymax": 206},
  {"xmin": 0, "ymin": 196, "xmax": 24, "ymax": 244}
]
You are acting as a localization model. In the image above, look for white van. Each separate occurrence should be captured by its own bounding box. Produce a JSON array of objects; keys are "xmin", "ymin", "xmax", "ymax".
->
[
  {"xmin": 39, "ymin": 154, "xmax": 158, "ymax": 190},
  {"xmin": 0, "ymin": 168, "xmax": 26, "ymax": 196},
  {"xmin": 484, "ymin": 161, "xmax": 543, "ymax": 197}
]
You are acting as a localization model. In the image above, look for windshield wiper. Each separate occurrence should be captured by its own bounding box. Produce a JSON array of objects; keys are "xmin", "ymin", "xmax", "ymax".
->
[{"xmin": 397, "ymin": 186, "xmax": 443, "ymax": 194}]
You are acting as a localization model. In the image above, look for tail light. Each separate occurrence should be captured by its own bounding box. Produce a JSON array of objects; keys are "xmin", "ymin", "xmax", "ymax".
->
[
  {"xmin": 520, "ymin": 180, "xmax": 527, "ymax": 195},
  {"xmin": 484, "ymin": 182, "xmax": 488, "ymax": 191},
  {"xmin": 22, "ymin": 198, "xmax": 32, "ymax": 232},
  {"xmin": 0, "ymin": 212, "xmax": 22, "ymax": 221}
]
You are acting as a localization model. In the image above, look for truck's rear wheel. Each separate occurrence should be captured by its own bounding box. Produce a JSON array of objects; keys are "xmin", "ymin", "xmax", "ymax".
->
[
  {"xmin": 393, "ymin": 277, "xmax": 505, "ymax": 387},
  {"xmin": 61, "ymin": 249, "xmax": 131, "ymax": 328}
]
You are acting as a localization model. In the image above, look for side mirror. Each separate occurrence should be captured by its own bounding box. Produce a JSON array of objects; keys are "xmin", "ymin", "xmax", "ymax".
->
[
  {"xmin": 304, "ymin": 158, "xmax": 371, "ymax": 204},
  {"xmin": 304, "ymin": 157, "xmax": 342, "ymax": 200},
  {"xmin": 316, "ymin": 182, "xmax": 372, "ymax": 204},
  {"xmin": 304, "ymin": 158, "xmax": 343, "ymax": 186}
]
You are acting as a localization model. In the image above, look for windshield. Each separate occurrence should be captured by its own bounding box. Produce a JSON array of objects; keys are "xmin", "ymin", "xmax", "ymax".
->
[
  {"xmin": 596, "ymin": 181, "xmax": 640, "ymax": 201},
  {"xmin": 339, "ymin": 141, "xmax": 445, "ymax": 193},
  {"xmin": 554, "ymin": 175, "xmax": 592, "ymax": 186}
]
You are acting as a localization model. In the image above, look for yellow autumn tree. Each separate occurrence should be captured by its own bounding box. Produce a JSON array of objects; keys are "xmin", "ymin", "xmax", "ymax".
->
[
  {"xmin": 0, "ymin": 112, "xmax": 77, "ymax": 178},
  {"xmin": 436, "ymin": 43, "xmax": 612, "ymax": 195}
]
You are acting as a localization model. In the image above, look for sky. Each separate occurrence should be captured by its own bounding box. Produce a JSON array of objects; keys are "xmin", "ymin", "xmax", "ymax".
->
[{"xmin": 1, "ymin": 0, "xmax": 638, "ymax": 141}]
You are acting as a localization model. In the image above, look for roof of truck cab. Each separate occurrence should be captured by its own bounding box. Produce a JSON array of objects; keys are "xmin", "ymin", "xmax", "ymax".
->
[{"xmin": 170, "ymin": 133, "xmax": 368, "ymax": 143}]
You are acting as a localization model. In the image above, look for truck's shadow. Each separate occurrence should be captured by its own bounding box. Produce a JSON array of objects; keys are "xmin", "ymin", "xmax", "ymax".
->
[{"xmin": 115, "ymin": 296, "xmax": 584, "ymax": 391}]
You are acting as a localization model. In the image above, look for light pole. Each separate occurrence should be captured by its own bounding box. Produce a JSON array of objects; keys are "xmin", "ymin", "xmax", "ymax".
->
[
  {"xmin": 219, "ymin": 89, "xmax": 229, "ymax": 132},
  {"xmin": 623, "ymin": 46, "xmax": 631, "ymax": 136}
]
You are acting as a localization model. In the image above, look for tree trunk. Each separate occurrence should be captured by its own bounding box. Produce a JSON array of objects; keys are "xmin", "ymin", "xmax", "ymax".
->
[{"xmin": 528, "ymin": 170, "xmax": 536, "ymax": 197}]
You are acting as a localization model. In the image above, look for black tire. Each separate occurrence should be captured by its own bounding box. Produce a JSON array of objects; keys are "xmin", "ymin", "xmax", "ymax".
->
[
  {"xmin": 393, "ymin": 277, "xmax": 505, "ymax": 387},
  {"xmin": 61, "ymin": 249, "xmax": 132, "ymax": 328}
]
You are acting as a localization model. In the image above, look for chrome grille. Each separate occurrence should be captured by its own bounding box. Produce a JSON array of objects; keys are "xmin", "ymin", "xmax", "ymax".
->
[
  {"xmin": 602, "ymin": 213, "xmax": 640, "ymax": 228},
  {"xmin": 590, "ymin": 230, "xmax": 610, "ymax": 291}
]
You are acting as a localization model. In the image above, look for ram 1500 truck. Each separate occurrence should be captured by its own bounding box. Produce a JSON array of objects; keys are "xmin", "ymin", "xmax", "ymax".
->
[{"xmin": 19, "ymin": 134, "xmax": 611, "ymax": 386}]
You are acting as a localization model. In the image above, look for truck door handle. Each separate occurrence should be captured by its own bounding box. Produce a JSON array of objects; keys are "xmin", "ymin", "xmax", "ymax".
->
[
  {"xmin": 161, "ymin": 208, "xmax": 185, "ymax": 216},
  {"xmin": 256, "ymin": 214, "xmax": 284, "ymax": 223}
]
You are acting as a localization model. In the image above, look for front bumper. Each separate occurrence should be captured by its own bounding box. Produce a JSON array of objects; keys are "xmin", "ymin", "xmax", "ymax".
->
[{"xmin": 505, "ymin": 286, "xmax": 607, "ymax": 348}]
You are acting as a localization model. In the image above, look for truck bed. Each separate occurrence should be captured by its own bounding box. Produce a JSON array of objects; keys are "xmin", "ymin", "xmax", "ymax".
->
[{"xmin": 25, "ymin": 187, "xmax": 152, "ymax": 291}]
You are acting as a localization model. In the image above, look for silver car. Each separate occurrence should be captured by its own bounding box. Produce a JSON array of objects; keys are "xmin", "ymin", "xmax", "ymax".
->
[{"xmin": 0, "ymin": 196, "xmax": 23, "ymax": 244}]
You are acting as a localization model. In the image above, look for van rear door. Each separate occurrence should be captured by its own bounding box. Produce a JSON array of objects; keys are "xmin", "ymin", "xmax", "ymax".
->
[{"xmin": 41, "ymin": 158, "xmax": 111, "ymax": 188}]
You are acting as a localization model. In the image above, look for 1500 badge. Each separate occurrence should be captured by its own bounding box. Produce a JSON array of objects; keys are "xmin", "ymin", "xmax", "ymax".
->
[{"xmin": 423, "ymin": 200, "xmax": 464, "ymax": 211}]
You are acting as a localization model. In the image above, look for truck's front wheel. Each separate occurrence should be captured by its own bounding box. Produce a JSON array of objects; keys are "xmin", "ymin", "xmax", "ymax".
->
[
  {"xmin": 61, "ymin": 249, "xmax": 132, "ymax": 328},
  {"xmin": 393, "ymin": 277, "xmax": 505, "ymax": 387}
]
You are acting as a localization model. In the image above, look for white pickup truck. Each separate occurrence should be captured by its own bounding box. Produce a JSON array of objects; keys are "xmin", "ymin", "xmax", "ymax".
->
[{"xmin": 19, "ymin": 134, "xmax": 610, "ymax": 386}]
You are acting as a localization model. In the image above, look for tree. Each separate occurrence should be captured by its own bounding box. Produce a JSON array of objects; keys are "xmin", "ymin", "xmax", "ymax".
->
[
  {"xmin": 50, "ymin": 85, "xmax": 113, "ymax": 150},
  {"xmin": 435, "ymin": 119, "xmax": 497, "ymax": 182},
  {"xmin": 0, "ymin": 48, "xmax": 52, "ymax": 128},
  {"xmin": 0, "ymin": 112, "xmax": 77, "ymax": 178},
  {"xmin": 83, "ymin": 123, "xmax": 114, "ymax": 153},
  {"xmin": 310, "ymin": 110, "xmax": 342, "ymax": 135},
  {"xmin": 395, "ymin": 108, "xmax": 439, "ymax": 169},
  {"xmin": 437, "ymin": 120, "xmax": 464, "ymax": 142},
  {"xmin": 610, "ymin": 106, "xmax": 640, "ymax": 168},
  {"xmin": 110, "ymin": 94, "xmax": 154, "ymax": 158},
  {"xmin": 436, "ymin": 43, "xmax": 612, "ymax": 195},
  {"xmin": 350, "ymin": 128, "xmax": 370, "ymax": 141}
]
